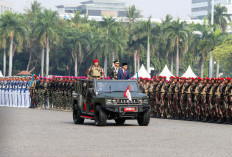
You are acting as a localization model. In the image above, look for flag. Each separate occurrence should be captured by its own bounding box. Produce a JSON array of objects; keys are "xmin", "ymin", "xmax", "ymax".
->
[{"xmin": 124, "ymin": 85, "xmax": 132, "ymax": 102}]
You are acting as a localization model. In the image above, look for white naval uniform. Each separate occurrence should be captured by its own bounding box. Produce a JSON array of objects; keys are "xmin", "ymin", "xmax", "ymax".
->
[
  {"xmin": 9, "ymin": 81, "xmax": 14, "ymax": 107},
  {"xmin": 17, "ymin": 81, "xmax": 22, "ymax": 107},
  {"xmin": 13, "ymin": 81, "xmax": 18, "ymax": 107},
  {"xmin": 21, "ymin": 81, "xmax": 27, "ymax": 108},
  {"xmin": 24, "ymin": 82, "xmax": 31, "ymax": 108},
  {"xmin": 2, "ymin": 81, "xmax": 6, "ymax": 106},
  {"xmin": 5, "ymin": 82, "xmax": 10, "ymax": 106}
]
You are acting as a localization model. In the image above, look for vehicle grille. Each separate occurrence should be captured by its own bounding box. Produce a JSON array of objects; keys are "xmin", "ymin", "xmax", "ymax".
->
[{"xmin": 116, "ymin": 99, "xmax": 140, "ymax": 104}]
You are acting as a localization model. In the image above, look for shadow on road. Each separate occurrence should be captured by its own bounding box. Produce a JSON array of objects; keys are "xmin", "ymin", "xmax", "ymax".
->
[{"xmin": 62, "ymin": 121, "xmax": 138, "ymax": 127}]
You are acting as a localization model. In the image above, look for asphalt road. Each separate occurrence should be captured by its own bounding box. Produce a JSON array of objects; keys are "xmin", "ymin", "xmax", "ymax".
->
[{"xmin": 0, "ymin": 106, "xmax": 232, "ymax": 157}]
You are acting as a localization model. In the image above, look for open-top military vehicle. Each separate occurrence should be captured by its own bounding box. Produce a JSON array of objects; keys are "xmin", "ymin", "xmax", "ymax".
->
[{"xmin": 72, "ymin": 79, "xmax": 150, "ymax": 126}]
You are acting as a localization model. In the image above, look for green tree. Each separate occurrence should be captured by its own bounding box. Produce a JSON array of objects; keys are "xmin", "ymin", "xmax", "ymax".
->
[
  {"xmin": 165, "ymin": 19, "xmax": 188, "ymax": 76},
  {"xmin": 24, "ymin": 0, "xmax": 42, "ymax": 73},
  {"xmin": 209, "ymin": 4, "xmax": 231, "ymax": 32},
  {"xmin": 126, "ymin": 5, "xmax": 141, "ymax": 31},
  {"xmin": 0, "ymin": 11, "xmax": 26, "ymax": 76},
  {"xmin": 35, "ymin": 9, "xmax": 59, "ymax": 76},
  {"xmin": 0, "ymin": 27, "xmax": 8, "ymax": 76}
]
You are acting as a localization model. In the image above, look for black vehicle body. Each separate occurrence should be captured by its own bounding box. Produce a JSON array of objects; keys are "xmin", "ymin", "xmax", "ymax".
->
[{"xmin": 72, "ymin": 79, "xmax": 150, "ymax": 126}]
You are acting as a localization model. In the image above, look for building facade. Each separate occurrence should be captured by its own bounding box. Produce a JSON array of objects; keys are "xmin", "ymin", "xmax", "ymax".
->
[
  {"xmin": 56, "ymin": 0, "xmax": 128, "ymax": 19},
  {"xmin": 0, "ymin": 0, "xmax": 13, "ymax": 15},
  {"xmin": 191, "ymin": 0, "xmax": 232, "ymax": 19}
]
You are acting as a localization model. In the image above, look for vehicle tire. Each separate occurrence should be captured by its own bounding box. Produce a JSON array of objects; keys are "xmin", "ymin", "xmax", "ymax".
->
[
  {"xmin": 94, "ymin": 105, "xmax": 107, "ymax": 126},
  {"xmin": 137, "ymin": 109, "xmax": 150, "ymax": 126},
  {"xmin": 115, "ymin": 118, "xmax": 126, "ymax": 125},
  {"xmin": 73, "ymin": 106, "xmax": 84, "ymax": 124}
]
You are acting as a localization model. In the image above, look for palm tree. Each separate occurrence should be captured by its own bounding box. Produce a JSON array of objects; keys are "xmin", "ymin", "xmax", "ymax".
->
[
  {"xmin": 165, "ymin": 19, "xmax": 188, "ymax": 76},
  {"xmin": 126, "ymin": 5, "xmax": 141, "ymax": 31},
  {"xmin": 208, "ymin": 4, "xmax": 231, "ymax": 32},
  {"xmin": 24, "ymin": 0, "xmax": 42, "ymax": 72},
  {"xmin": 132, "ymin": 17, "xmax": 153, "ymax": 72},
  {"xmin": 35, "ymin": 9, "xmax": 59, "ymax": 77},
  {"xmin": 0, "ymin": 30, "xmax": 7, "ymax": 76},
  {"xmin": 0, "ymin": 11, "xmax": 26, "ymax": 76},
  {"xmin": 161, "ymin": 15, "xmax": 174, "ymax": 73},
  {"xmin": 99, "ymin": 17, "xmax": 117, "ymax": 76}
]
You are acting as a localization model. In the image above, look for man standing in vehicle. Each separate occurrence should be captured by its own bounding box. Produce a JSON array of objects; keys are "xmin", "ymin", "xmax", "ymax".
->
[
  {"xmin": 117, "ymin": 63, "xmax": 131, "ymax": 80},
  {"xmin": 109, "ymin": 60, "xmax": 121, "ymax": 79},
  {"xmin": 86, "ymin": 59, "xmax": 104, "ymax": 80}
]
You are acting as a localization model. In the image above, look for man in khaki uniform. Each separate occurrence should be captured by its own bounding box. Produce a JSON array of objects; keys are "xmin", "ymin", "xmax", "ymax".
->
[{"xmin": 86, "ymin": 59, "xmax": 104, "ymax": 80}]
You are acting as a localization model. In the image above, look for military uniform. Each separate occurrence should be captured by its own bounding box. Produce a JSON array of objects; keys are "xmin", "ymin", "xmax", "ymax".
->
[
  {"xmin": 86, "ymin": 65, "xmax": 104, "ymax": 80},
  {"xmin": 109, "ymin": 66, "xmax": 121, "ymax": 79}
]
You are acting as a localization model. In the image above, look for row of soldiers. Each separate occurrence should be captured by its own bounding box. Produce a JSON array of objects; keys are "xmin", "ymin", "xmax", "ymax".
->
[
  {"xmin": 30, "ymin": 75, "xmax": 76, "ymax": 109},
  {"xmin": 0, "ymin": 77, "xmax": 31, "ymax": 107},
  {"xmin": 139, "ymin": 76, "xmax": 232, "ymax": 123}
]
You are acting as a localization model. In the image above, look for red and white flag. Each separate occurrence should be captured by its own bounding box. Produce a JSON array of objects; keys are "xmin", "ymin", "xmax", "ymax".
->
[{"xmin": 124, "ymin": 85, "xmax": 132, "ymax": 102}]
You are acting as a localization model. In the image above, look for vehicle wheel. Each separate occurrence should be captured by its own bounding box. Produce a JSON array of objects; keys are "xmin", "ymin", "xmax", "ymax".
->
[
  {"xmin": 115, "ymin": 118, "xmax": 126, "ymax": 125},
  {"xmin": 73, "ymin": 106, "xmax": 84, "ymax": 124},
  {"xmin": 94, "ymin": 105, "xmax": 107, "ymax": 126},
  {"xmin": 137, "ymin": 109, "xmax": 150, "ymax": 126}
]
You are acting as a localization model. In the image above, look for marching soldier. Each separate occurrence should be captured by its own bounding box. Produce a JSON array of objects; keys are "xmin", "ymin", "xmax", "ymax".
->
[
  {"xmin": 223, "ymin": 77, "xmax": 231, "ymax": 123},
  {"xmin": 227, "ymin": 78, "xmax": 232, "ymax": 123},
  {"xmin": 167, "ymin": 76, "xmax": 175, "ymax": 118},
  {"xmin": 200, "ymin": 78, "xmax": 209, "ymax": 121},
  {"xmin": 173, "ymin": 77, "xmax": 181, "ymax": 119},
  {"xmin": 180, "ymin": 77, "xmax": 187, "ymax": 119},
  {"xmin": 192, "ymin": 77, "xmax": 201, "ymax": 120},
  {"xmin": 149, "ymin": 78, "xmax": 158, "ymax": 117}
]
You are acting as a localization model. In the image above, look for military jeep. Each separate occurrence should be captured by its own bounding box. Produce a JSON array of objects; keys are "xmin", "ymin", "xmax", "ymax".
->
[{"xmin": 72, "ymin": 79, "xmax": 150, "ymax": 126}]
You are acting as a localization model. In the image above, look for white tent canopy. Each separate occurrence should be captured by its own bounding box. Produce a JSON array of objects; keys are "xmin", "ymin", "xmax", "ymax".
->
[
  {"xmin": 181, "ymin": 65, "xmax": 197, "ymax": 78},
  {"xmin": 133, "ymin": 64, "xmax": 151, "ymax": 78},
  {"xmin": 159, "ymin": 65, "xmax": 174, "ymax": 80},
  {"xmin": 0, "ymin": 71, "xmax": 3, "ymax": 77}
]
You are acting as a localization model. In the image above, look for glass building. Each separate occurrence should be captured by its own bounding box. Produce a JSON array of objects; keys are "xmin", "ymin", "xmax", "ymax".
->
[
  {"xmin": 191, "ymin": 0, "xmax": 232, "ymax": 19},
  {"xmin": 56, "ymin": 0, "xmax": 128, "ymax": 18}
]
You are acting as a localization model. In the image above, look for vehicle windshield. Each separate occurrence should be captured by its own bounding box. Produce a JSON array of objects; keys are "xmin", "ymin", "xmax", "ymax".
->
[{"xmin": 96, "ymin": 81, "xmax": 139, "ymax": 92}]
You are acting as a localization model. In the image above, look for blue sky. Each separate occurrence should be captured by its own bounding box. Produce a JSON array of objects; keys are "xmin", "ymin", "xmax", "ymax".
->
[{"xmin": 8, "ymin": 0, "xmax": 192, "ymax": 19}]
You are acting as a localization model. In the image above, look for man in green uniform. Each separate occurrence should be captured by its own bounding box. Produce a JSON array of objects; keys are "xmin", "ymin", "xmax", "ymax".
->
[{"xmin": 109, "ymin": 60, "xmax": 121, "ymax": 79}]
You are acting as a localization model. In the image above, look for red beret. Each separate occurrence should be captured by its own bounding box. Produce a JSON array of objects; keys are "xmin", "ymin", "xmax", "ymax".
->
[
  {"xmin": 226, "ymin": 77, "xmax": 231, "ymax": 81},
  {"xmin": 163, "ymin": 76, "xmax": 167, "ymax": 78},
  {"xmin": 220, "ymin": 78, "xmax": 224, "ymax": 81},
  {"xmin": 170, "ymin": 76, "xmax": 175, "ymax": 79},
  {"xmin": 159, "ymin": 76, "xmax": 163, "ymax": 78},
  {"xmin": 94, "ymin": 59, "xmax": 99, "ymax": 63},
  {"xmin": 175, "ymin": 76, "xmax": 180, "ymax": 79},
  {"xmin": 197, "ymin": 77, "xmax": 201, "ymax": 80}
]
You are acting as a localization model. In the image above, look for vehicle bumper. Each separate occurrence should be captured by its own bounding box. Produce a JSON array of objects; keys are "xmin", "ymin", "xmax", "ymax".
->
[{"xmin": 102, "ymin": 105, "xmax": 150, "ymax": 118}]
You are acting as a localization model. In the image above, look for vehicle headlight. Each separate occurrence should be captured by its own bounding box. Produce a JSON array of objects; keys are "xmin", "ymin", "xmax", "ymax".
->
[
  {"xmin": 106, "ymin": 99, "xmax": 113, "ymax": 105},
  {"xmin": 112, "ymin": 99, "xmax": 117, "ymax": 104},
  {"xmin": 142, "ymin": 99, "xmax": 148, "ymax": 104}
]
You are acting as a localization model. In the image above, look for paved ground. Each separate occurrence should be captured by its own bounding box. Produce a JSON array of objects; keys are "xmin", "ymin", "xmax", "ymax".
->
[{"xmin": 0, "ymin": 106, "xmax": 232, "ymax": 157}]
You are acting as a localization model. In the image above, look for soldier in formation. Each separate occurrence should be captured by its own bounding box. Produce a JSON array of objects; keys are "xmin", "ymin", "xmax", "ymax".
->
[
  {"xmin": 33, "ymin": 76, "xmax": 77, "ymax": 110},
  {"xmin": 139, "ymin": 76, "xmax": 232, "ymax": 123},
  {"xmin": 0, "ymin": 77, "xmax": 31, "ymax": 107}
]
